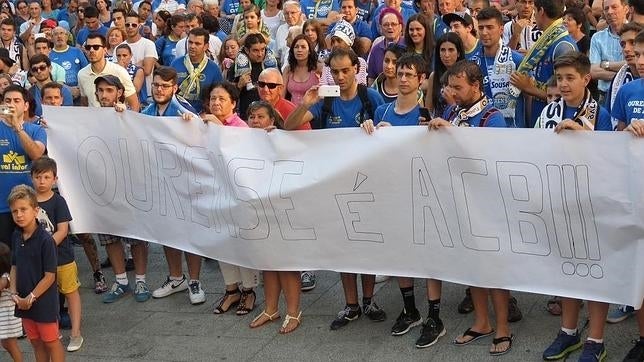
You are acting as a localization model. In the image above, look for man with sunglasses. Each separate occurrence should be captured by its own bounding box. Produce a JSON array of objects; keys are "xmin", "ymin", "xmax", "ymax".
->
[
  {"xmin": 75, "ymin": 6, "xmax": 108, "ymax": 48},
  {"xmin": 124, "ymin": 11, "xmax": 158, "ymax": 103},
  {"xmin": 27, "ymin": 54, "xmax": 73, "ymax": 117},
  {"xmin": 77, "ymin": 33, "xmax": 140, "ymax": 111},
  {"xmin": 172, "ymin": 27, "xmax": 223, "ymax": 113}
]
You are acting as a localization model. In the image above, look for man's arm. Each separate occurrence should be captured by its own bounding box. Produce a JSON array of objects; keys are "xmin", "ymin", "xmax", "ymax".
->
[
  {"xmin": 284, "ymin": 87, "xmax": 320, "ymax": 129},
  {"xmin": 140, "ymin": 56, "xmax": 156, "ymax": 76},
  {"xmin": 126, "ymin": 93, "xmax": 140, "ymax": 112},
  {"xmin": 13, "ymin": 126, "xmax": 46, "ymax": 161}
]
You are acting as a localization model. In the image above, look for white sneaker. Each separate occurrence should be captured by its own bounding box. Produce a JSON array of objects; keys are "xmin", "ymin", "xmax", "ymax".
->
[
  {"xmin": 67, "ymin": 335, "xmax": 84, "ymax": 352},
  {"xmin": 152, "ymin": 275, "xmax": 188, "ymax": 298},
  {"xmin": 188, "ymin": 280, "xmax": 206, "ymax": 305}
]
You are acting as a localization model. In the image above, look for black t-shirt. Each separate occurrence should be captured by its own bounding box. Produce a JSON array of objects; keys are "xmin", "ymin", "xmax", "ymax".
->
[
  {"xmin": 227, "ymin": 61, "xmax": 262, "ymax": 121},
  {"xmin": 37, "ymin": 193, "xmax": 74, "ymax": 266},
  {"xmin": 11, "ymin": 224, "xmax": 59, "ymax": 323}
]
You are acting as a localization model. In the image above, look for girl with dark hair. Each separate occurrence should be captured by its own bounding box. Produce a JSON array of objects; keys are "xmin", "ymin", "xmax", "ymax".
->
[
  {"xmin": 155, "ymin": 14, "xmax": 186, "ymax": 66},
  {"xmin": 302, "ymin": 19, "xmax": 328, "ymax": 61},
  {"xmin": 14, "ymin": 0, "xmax": 29, "ymax": 28},
  {"xmin": 0, "ymin": 0, "xmax": 14, "ymax": 20},
  {"xmin": 217, "ymin": 36, "xmax": 241, "ymax": 78},
  {"xmin": 95, "ymin": 0, "xmax": 111, "ymax": 26},
  {"xmin": 404, "ymin": 13, "xmax": 435, "ymax": 74},
  {"xmin": 371, "ymin": 43, "xmax": 408, "ymax": 104},
  {"xmin": 154, "ymin": 10, "xmax": 172, "ymax": 37},
  {"xmin": 426, "ymin": 32, "xmax": 465, "ymax": 117},
  {"xmin": 114, "ymin": 43, "xmax": 146, "ymax": 104},
  {"xmin": 282, "ymin": 34, "xmax": 321, "ymax": 104}
]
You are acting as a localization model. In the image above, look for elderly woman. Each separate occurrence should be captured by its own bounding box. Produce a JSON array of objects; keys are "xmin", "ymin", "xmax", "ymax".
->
[
  {"xmin": 244, "ymin": 100, "xmax": 302, "ymax": 334},
  {"xmin": 202, "ymin": 82, "xmax": 260, "ymax": 316}
]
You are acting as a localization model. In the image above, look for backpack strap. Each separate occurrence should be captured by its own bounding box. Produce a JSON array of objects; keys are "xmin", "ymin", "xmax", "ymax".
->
[
  {"xmin": 313, "ymin": 96, "xmax": 333, "ymax": 129},
  {"xmin": 479, "ymin": 108, "xmax": 500, "ymax": 127},
  {"xmin": 314, "ymin": 84, "xmax": 373, "ymax": 128},
  {"xmin": 356, "ymin": 84, "xmax": 373, "ymax": 124}
]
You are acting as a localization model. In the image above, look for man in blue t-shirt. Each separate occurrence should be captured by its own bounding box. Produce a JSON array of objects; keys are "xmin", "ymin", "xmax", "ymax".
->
[
  {"xmin": 75, "ymin": 6, "xmax": 108, "ymax": 47},
  {"xmin": 28, "ymin": 54, "xmax": 74, "ymax": 117},
  {"xmin": 284, "ymin": 48, "xmax": 387, "ymax": 330},
  {"xmin": 0, "ymin": 85, "xmax": 47, "ymax": 249},
  {"xmin": 171, "ymin": 28, "xmax": 223, "ymax": 113},
  {"xmin": 50, "ymin": 26, "xmax": 88, "ymax": 89},
  {"xmin": 300, "ymin": 0, "xmax": 341, "ymax": 26},
  {"xmin": 612, "ymin": 30, "xmax": 644, "ymax": 131},
  {"xmin": 326, "ymin": 0, "xmax": 373, "ymax": 57}
]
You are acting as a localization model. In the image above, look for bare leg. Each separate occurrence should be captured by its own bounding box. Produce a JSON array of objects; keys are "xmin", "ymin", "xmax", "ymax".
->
[
  {"xmin": 163, "ymin": 246, "xmax": 183, "ymax": 278},
  {"xmin": 131, "ymin": 242, "xmax": 148, "ymax": 275},
  {"xmin": 279, "ymin": 271, "xmax": 302, "ymax": 333},
  {"xmin": 561, "ymin": 297, "xmax": 581, "ymax": 330},
  {"xmin": 490, "ymin": 289, "xmax": 511, "ymax": 353},
  {"xmin": 249, "ymin": 271, "xmax": 281, "ymax": 328},
  {"xmin": 427, "ymin": 279, "xmax": 442, "ymax": 300},
  {"xmin": 1, "ymin": 338, "xmax": 22, "ymax": 362},
  {"xmin": 30, "ymin": 339, "xmax": 48, "ymax": 362},
  {"xmin": 340, "ymin": 273, "xmax": 358, "ymax": 304},
  {"xmin": 44, "ymin": 339, "xmax": 65, "ymax": 362},
  {"xmin": 361, "ymin": 274, "xmax": 375, "ymax": 298},
  {"xmin": 105, "ymin": 241, "xmax": 126, "ymax": 275},
  {"xmin": 455, "ymin": 287, "xmax": 493, "ymax": 344},
  {"xmin": 185, "ymin": 253, "xmax": 202, "ymax": 280},
  {"xmin": 397, "ymin": 277, "xmax": 413, "ymax": 289},
  {"xmin": 586, "ymin": 301, "xmax": 609, "ymax": 339},
  {"xmin": 66, "ymin": 290, "xmax": 82, "ymax": 338},
  {"xmin": 77, "ymin": 233, "xmax": 100, "ymax": 272},
  {"xmin": 638, "ymin": 304, "xmax": 644, "ymax": 336}
]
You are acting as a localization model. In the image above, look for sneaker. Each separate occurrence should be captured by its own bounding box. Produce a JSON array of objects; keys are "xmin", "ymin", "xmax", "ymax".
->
[
  {"xmin": 330, "ymin": 306, "xmax": 362, "ymax": 330},
  {"xmin": 624, "ymin": 340, "xmax": 644, "ymax": 362},
  {"xmin": 508, "ymin": 296, "xmax": 523, "ymax": 323},
  {"xmin": 542, "ymin": 330, "xmax": 583, "ymax": 360},
  {"xmin": 93, "ymin": 271, "xmax": 108, "ymax": 294},
  {"xmin": 416, "ymin": 317, "xmax": 446, "ymax": 348},
  {"xmin": 391, "ymin": 308, "xmax": 422, "ymax": 336},
  {"xmin": 375, "ymin": 275, "xmax": 390, "ymax": 283},
  {"xmin": 67, "ymin": 336, "xmax": 84, "ymax": 352},
  {"xmin": 300, "ymin": 271, "xmax": 316, "ymax": 291},
  {"xmin": 458, "ymin": 288, "xmax": 474, "ymax": 314},
  {"xmin": 189, "ymin": 280, "xmax": 206, "ymax": 305},
  {"xmin": 363, "ymin": 302, "xmax": 386, "ymax": 322},
  {"xmin": 578, "ymin": 340, "xmax": 607, "ymax": 362},
  {"xmin": 606, "ymin": 305, "xmax": 635, "ymax": 323},
  {"xmin": 152, "ymin": 275, "xmax": 188, "ymax": 298},
  {"xmin": 134, "ymin": 280, "xmax": 151, "ymax": 302},
  {"xmin": 103, "ymin": 282, "xmax": 131, "ymax": 303}
]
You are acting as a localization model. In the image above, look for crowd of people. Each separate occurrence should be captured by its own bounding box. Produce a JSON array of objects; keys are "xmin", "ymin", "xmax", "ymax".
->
[{"xmin": 0, "ymin": 0, "xmax": 643, "ymax": 359}]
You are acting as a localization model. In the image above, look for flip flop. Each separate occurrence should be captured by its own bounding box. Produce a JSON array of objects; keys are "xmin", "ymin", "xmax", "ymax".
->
[
  {"xmin": 489, "ymin": 334, "xmax": 514, "ymax": 356},
  {"xmin": 453, "ymin": 328, "xmax": 495, "ymax": 345}
]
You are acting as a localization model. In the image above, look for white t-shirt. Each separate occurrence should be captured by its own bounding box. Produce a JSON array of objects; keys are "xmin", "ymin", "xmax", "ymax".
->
[{"xmin": 122, "ymin": 37, "xmax": 158, "ymax": 99}]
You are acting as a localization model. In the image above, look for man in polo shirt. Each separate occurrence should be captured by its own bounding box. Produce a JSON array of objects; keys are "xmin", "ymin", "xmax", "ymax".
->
[{"xmin": 77, "ymin": 33, "xmax": 140, "ymax": 111}]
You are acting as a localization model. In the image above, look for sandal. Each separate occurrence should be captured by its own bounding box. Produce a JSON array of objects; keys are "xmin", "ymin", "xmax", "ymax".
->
[
  {"xmin": 453, "ymin": 328, "xmax": 495, "ymax": 345},
  {"xmin": 279, "ymin": 311, "xmax": 302, "ymax": 334},
  {"xmin": 212, "ymin": 288, "xmax": 241, "ymax": 314},
  {"xmin": 236, "ymin": 289, "xmax": 256, "ymax": 316},
  {"xmin": 489, "ymin": 334, "xmax": 514, "ymax": 356},
  {"xmin": 250, "ymin": 310, "xmax": 280, "ymax": 328},
  {"xmin": 547, "ymin": 297, "xmax": 562, "ymax": 316}
]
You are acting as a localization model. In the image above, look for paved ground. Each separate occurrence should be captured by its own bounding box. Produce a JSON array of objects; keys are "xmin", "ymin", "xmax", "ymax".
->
[{"xmin": 1, "ymin": 243, "xmax": 639, "ymax": 361}]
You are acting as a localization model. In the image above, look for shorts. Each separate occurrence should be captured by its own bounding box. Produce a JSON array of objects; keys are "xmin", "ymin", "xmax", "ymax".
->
[
  {"xmin": 57, "ymin": 261, "xmax": 81, "ymax": 294},
  {"xmin": 22, "ymin": 318, "xmax": 59, "ymax": 342},
  {"xmin": 97, "ymin": 234, "xmax": 147, "ymax": 247}
]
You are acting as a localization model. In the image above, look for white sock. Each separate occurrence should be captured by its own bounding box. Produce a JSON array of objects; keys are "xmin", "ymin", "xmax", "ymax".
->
[
  {"xmin": 135, "ymin": 274, "xmax": 146, "ymax": 283},
  {"xmin": 170, "ymin": 275, "xmax": 184, "ymax": 282},
  {"xmin": 115, "ymin": 273, "xmax": 128, "ymax": 286},
  {"xmin": 561, "ymin": 327, "xmax": 577, "ymax": 336},
  {"xmin": 587, "ymin": 337, "xmax": 603, "ymax": 344}
]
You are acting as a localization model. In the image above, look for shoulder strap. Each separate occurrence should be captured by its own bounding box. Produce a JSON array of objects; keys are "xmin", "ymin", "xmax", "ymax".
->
[
  {"xmin": 314, "ymin": 96, "xmax": 333, "ymax": 129},
  {"xmin": 479, "ymin": 108, "xmax": 499, "ymax": 127},
  {"xmin": 357, "ymin": 84, "xmax": 373, "ymax": 123}
]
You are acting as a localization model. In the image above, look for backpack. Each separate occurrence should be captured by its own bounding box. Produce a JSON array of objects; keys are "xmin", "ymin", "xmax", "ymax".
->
[{"xmin": 311, "ymin": 84, "xmax": 374, "ymax": 129}]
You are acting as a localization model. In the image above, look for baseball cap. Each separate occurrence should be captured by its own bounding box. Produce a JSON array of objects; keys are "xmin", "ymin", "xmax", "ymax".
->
[
  {"xmin": 94, "ymin": 75, "xmax": 124, "ymax": 90},
  {"xmin": 332, "ymin": 20, "xmax": 355, "ymax": 47},
  {"xmin": 41, "ymin": 18, "xmax": 58, "ymax": 29},
  {"xmin": 442, "ymin": 12, "xmax": 474, "ymax": 28}
]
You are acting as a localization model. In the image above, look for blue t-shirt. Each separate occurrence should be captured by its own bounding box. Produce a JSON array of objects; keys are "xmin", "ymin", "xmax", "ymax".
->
[
  {"xmin": 0, "ymin": 122, "xmax": 47, "ymax": 212},
  {"xmin": 141, "ymin": 95, "xmax": 198, "ymax": 116},
  {"xmin": 355, "ymin": 0, "xmax": 374, "ymax": 22},
  {"xmin": 171, "ymin": 57, "xmax": 224, "ymax": 114},
  {"xmin": 374, "ymin": 102, "xmax": 420, "ymax": 126},
  {"xmin": 561, "ymin": 102, "xmax": 612, "ymax": 131},
  {"xmin": 300, "ymin": 0, "xmax": 340, "ymax": 19},
  {"xmin": 49, "ymin": 47, "xmax": 88, "ymax": 86},
  {"xmin": 611, "ymin": 79, "xmax": 644, "ymax": 126},
  {"xmin": 309, "ymin": 88, "xmax": 385, "ymax": 128},
  {"xmin": 434, "ymin": 17, "xmax": 449, "ymax": 38},
  {"xmin": 443, "ymin": 102, "xmax": 507, "ymax": 128},
  {"xmin": 30, "ymin": 85, "xmax": 74, "ymax": 117},
  {"xmin": 327, "ymin": 19, "xmax": 372, "ymax": 39},
  {"xmin": 464, "ymin": 40, "xmax": 483, "ymax": 61},
  {"xmin": 221, "ymin": 0, "xmax": 240, "ymax": 15},
  {"xmin": 76, "ymin": 25, "xmax": 109, "ymax": 46},
  {"xmin": 156, "ymin": 36, "xmax": 180, "ymax": 66},
  {"xmin": 11, "ymin": 224, "xmax": 59, "ymax": 323}
]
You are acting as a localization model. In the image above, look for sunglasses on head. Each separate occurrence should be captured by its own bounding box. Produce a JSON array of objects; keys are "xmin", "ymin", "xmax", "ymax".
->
[
  {"xmin": 257, "ymin": 81, "xmax": 281, "ymax": 89},
  {"xmin": 84, "ymin": 44, "xmax": 102, "ymax": 51},
  {"xmin": 31, "ymin": 64, "xmax": 48, "ymax": 73}
]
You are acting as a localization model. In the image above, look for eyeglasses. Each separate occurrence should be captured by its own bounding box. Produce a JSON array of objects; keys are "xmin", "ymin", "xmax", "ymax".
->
[
  {"xmin": 151, "ymin": 82, "xmax": 174, "ymax": 89},
  {"xmin": 84, "ymin": 44, "xmax": 102, "ymax": 51},
  {"xmin": 381, "ymin": 22, "xmax": 400, "ymax": 28},
  {"xmin": 31, "ymin": 64, "xmax": 48, "ymax": 73},
  {"xmin": 257, "ymin": 81, "xmax": 281, "ymax": 89},
  {"xmin": 125, "ymin": 22, "xmax": 138, "ymax": 28}
]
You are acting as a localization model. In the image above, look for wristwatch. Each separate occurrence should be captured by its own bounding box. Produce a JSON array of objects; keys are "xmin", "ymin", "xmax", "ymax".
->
[{"xmin": 601, "ymin": 61, "xmax": 610, "ymax": 70}]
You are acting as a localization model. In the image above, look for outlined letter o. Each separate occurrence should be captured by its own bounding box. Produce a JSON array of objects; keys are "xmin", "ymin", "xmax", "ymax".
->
[{"xmin": 77, "ymin": 137, "xmax": 117, "ymax": 206}]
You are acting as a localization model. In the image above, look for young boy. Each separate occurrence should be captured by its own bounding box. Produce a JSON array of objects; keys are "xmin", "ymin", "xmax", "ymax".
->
[
  {"xmin": 8, "ymin": 184, "xmax": 64, "ymax": 362},
  {"xmin": 537, "ymin": 51, "xmax": 612, "ymax": 361},
  {"xmin": 31, "ymin": 156, "xmax": 84, "ymax": 352},
  {"xmin": 545, "ymin": 76, "xmax": 561, "ymax": 104}
]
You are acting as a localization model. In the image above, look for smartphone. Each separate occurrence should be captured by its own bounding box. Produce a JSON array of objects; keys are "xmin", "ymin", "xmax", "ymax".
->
[
  {"xmin": 0, "ymin": 105, "xmax": 10, "ymax": 115},
  {"xmin": 419, "ymin": 107, "xmax": 431, "ymax": 120},
  {"xmin": 318, "ymin": 85, "xmax": 340, "ymax": 97}
]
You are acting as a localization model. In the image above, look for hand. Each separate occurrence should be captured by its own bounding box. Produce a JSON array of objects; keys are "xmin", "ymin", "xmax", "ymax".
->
[
  {"xmin": 625, "ymin": 120, "xmax": 644, "ymax": 137},
  {"xmin": 428, "ymin": 117, "xmax": 452, "ymax": 130},
  {"xmin": 180, "ymin": 112, "xmax": 193, "ymax": 121},
  {"xmin": 377, "ymin": 121, "xmax": 392, "ymax": 128},
  {"xmin": 202, "ymin": 114, "xmax": 223, "ymax": 125},
  {"xmin": 35, "ymin": 117, "xmax": 48, "ymax": 128},
  {"xmin": 419, "ymin": 116, "xmax": 429, "ymax": 126},
  {"xmin": 0, "ymin": 105, "xmax": 19, "ymax": 129},
  {"xmin": 510, "ymin": 72, "xmax": 534, "ymax": 92},
  {"xmin": 114, "ymin": 103, "xmax": 126, "ymax": 112},
  {"xmin": 237, "ymin": 72, "xmax": 251, "ymax": 89},
  {"xmin": 512, "ymin": 19, "xmax": 530, "ymax": 34},
  {"xmin": 302, "ymin": 86, "xmax": 321, "ymax": 107},
  {"xmin": 554, "ymin": 118, "xmax": 584, "ymax": 133},
  {"xmin": 360, "ymin": 119, "xmax": 375, "ymax": 135}
]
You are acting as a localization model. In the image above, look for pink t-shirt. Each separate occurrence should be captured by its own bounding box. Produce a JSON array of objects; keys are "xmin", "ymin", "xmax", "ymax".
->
[{"xmin": 223, "ymin": 114, "xmax": 249, "ymax": 127}]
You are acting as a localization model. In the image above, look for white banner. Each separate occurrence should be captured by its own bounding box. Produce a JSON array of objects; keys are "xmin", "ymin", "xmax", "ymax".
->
[{"xmin": 43, "ymin": 106, "xmax": 644, "ymax": 308}]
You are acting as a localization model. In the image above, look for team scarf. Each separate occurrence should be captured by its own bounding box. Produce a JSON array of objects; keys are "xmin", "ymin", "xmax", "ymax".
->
[
  {"xmin": 178, "ymin": 55, "xmax": 208, "ymax": 101},
  {"xmin": 480, "ymin": 44, "xmax": 516, "ymax": 120},
  {"xmin": 610, "ymin": 64, "xmax": 636, "ymax": 130},
  {"xmin": 537, "ymin": 89, "xmax": 598, "ymax": 130},
  {"xmin": 509, "ymin": 18, "xmax": 568, "ymax": 98},
  {"xmin": 449, "ymin": 96, "xmax": 490, "ymax": 127}
]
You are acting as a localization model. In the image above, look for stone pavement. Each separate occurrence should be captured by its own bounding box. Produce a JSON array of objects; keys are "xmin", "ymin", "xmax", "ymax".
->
[{"xmin": 1, "ymin": 243, "xmax": 639, "ymax": 361}]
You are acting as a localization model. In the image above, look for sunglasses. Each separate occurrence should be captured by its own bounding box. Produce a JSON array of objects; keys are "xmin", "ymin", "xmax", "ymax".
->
[
  {"xmin": 31, "ymin": 64, "xmax": 48, "ymax": 73},
  {"xmin": 125, "ymin": 22, "xmax": 138, "ymax": 28},
  {"xmin": 84, "ymin": 44, "xmax": 102, "ymax": 51},
  {"xmin": 257, "ymin": 81, "xmax": 281, "ymax": 89}
]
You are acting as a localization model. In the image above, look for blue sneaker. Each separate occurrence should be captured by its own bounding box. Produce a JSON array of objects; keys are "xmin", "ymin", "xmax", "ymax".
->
[
  {"xmin": 606, "ymin": 305, "xmax": 635, "ymax": 323},
  {"xmin": 102, "ymin": 282, "xmax": 131, "ymax": 303},
  {"xmin": 134, "ymin": 280, "xmax": 151, "ymax": 302},
  {"xmin": 578, "ymin": 340, "xmax": 607, "ymax": 362},
  {"xmin": 543, "ymin": 330, "xmax": 582, "ymax": 360}
]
